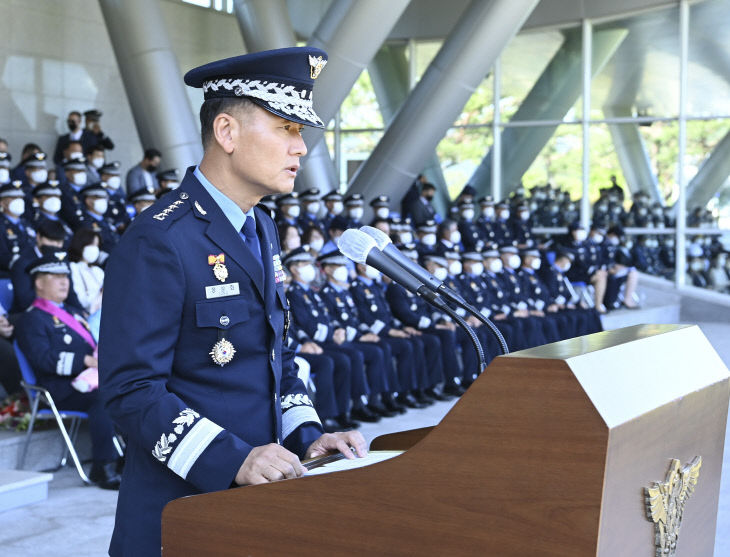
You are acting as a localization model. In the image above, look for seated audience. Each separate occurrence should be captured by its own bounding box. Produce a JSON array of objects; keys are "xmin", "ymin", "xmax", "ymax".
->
[{"xmin": 68, "ymin": 229, "xmax": 104, "ymax": 314}]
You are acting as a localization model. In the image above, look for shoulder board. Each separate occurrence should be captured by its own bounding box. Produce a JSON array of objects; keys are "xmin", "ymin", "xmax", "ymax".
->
[{"xmin": 149, "ymin": 194, "xmax": 192, "ymax": 229}]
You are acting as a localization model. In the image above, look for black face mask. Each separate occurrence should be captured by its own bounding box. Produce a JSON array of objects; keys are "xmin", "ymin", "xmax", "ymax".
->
[
  {"xmin": 67, "ymin": 120, "xmax": 78, "ymax": 132},
  {"xmin": 39, "ymin": 245, "xmax": 63, "ymax": 257},
  {"xmin": 147, "ymin": 164, "xmax": 158, "ymax": 173}
]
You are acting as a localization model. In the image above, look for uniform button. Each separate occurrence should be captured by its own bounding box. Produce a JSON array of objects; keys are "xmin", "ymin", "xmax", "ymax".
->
[
  {"xmin": 271, "ymin": 349, "xmax": 276, "ymax": 361},
  {"xmin": 268, "ymin": 314, "xmax": 272, "ymax": 320},
  {"xmin": 219, "ymin": 315, "xmax": 230, "ymax": 327},
  {"xmin": 276, "ymin": 437, "xmax": 281, "ymax": 444}
]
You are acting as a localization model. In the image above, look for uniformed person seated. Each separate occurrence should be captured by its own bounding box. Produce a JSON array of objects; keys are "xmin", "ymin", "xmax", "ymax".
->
[
  {"xmin": 15, "ymin": 253, "xmax": 121, "ymax": 489},
  {"xmin": 343, "ymin": 193, "xmax": 364, "ymax": 229},
  {"xmin": 58, "ymin": 157, "xmax": 89, "ymax": 230},
  {"xmin": 155, "ymin": 168, "xmax": 181, "ymax": 197},
  {"xmin": 0, "ymin": 181, "xmax": 36, "ymax": 273},
  {"xmin": 457, "ymin": 201, "xmax": 485, "ymax": 253},
  {"xmin": 30, "ymin": 181, "xmax": 73, "ymax": 247},
  {"xmin": 320, "ymin": 190, "xmax": 343, "ymax": 236},
  {"xmin": 98, "ymin": 47, "xmax": 365, "ymax": 556},
  {"xmin": 100, "ymin": 163, "xmax": 132, "ymax": 233},
  {"xmin": 78, "ymin": 183, "xmax": 120, "ymax": 260},
  {"xmin": 21, "ymin": 152, "xmax": 50, "ymax": 195},
  {"xmin": 414, "ymin": 219, "xmax": 438, "ymax": 257},
  {"xmin": 128, "ymin": 186, "xmax": 157, "ymax": 218},
  {"xmin": 369, "ymin": 194, "xmax": 391, "ymax": 223},
  {"xmin": 561, "ymin": 222, "xmax": 608, "ymax": 314},
  {"xmin": 298, "ymin": 187, "xmax": 322, "ymax": 232},
  {"xmin": 276, "ymin": 191, "xmax": 303, "ymax": 234}
]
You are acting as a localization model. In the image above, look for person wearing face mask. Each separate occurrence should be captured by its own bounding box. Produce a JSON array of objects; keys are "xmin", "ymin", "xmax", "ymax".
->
[
  {"xmin": 0, "ymin": 181, "xmax": 37, "ymax": 272},
  {"xmin": 129, "ymin": 186, "xmax": 157, "ymax": 218},
  {"xmin": 85, "ymin": 145, "xmax": 106, "ymax": 184},
  {"xmin": 68, "ymin": 229, "xmax": 105, "ymax": 314},
  {"xmin": 278, "ymin": 222, "xmax": 302, "ymax": 256},
  {"xmin": 21, "ymin": 152, "xmax": 50, "ymax": 195},
  {"xmin": 406, "ymin": 182, "xmax": 438, "ymax": 226},
  {"xmin": 276, "ymin": 192, "xmax": 304, "ymax": 235},
  {"xmin": 708, "ymin": 252, "xmax": 730, "ymax": 293},
  {"xmin": 685, "ymin": 244, "xmax": 709, "ymax": 288},
  {"xmin": 492, "ymin": 202, "xmax": 516, "ymax": 248},
  {"xmin": 321, "ymin": 190, "xmax": 344, "ymax": 237},
  {"xmin": 389, "ymin": 216, "xmax": 415, "ymax": 246},
  {"xmin": 55, "ymin": 141, "xmax": 85, "ymax": 186},
  {"xmin": 457, "ymin": 201, "xmax": 486, "ymax": 253},
  {"xmin": 601, "ymin": 226, "xmax": 639, "ymax": 310},
  {"xmin": 511, "ymin": 203, "xmax": 534, "ymax": 249},
  {"xmin": 81, "ymin": 109, "xmax": 115, "ymax": 155},
  {"xmin": 298, "ymin": 187, "xmax": 323, "ymax": 233},
  {"xmin": 343, "ymin": 193, "xmax": 365, "ymax": 228},
  {"xmin": 126, "ymin": 148, "xmax": 161, "ymax": 197},
  {"xmin": 78, "ymin": 184, "xmax": 120, "ymax": 260},
  {"xmin": 58, "ymin": 157, "xmax": 91, "ymax": 230},
  {"xmin": 434, "ymin": 219, "xmax": 462, "ymax": 256},
  {"xmin": 156, "ymin": 168, "xmax": 182, "ymax": 198},
  {"xmin": 561, "ymin": 222, "xmax": 609, "ymax": 314},
  {"xmin": 475, "ymin": 196, "xmax": 498, "ymax": 243},
  {"xmin": 320, "ymin": 215, "xmax": 349, "ymax": 257},
  {"xmin": 0, "ymin": 151, "xmax": 12, "ymax": 186},
  {"xmin": 319, "ymin": 250, "xmax": 409, "ymax": 416},
  {"xmin": 284, "ymin": 247, "xmax": 383, "ymax": 424},
  {"xmin": 302, "ymin": 224, "xmax": 326, "ymax": 255},
  {"xmin": 31, "ymin": 182, "xmax": 73, "ymax": 246},
  {"xmin": 415, "ymin": 220, "xmax": 439, "ymax": 257},
  {"xmin": 98, "ymin": 162, "xmax": 131, "ymax": 232},
  {"xmin": 369, "ymin": 194, "xmax": 392, "ymax": 224},
  {"xmin": 448, "ymin": 184, "xmax": 476, "ymax": 222},
  {"xmin": 53, "ymin": 111, "xmax": 84, "ymax": 165}
]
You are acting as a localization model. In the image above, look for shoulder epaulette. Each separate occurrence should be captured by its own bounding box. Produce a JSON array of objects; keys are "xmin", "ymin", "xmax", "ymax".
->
[{"xmin": 150, "ymin": 192, "xmax": 192, "ymax": 229}]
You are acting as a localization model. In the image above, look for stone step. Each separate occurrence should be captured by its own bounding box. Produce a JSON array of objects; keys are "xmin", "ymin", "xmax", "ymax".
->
[
  {"xmin": 0, "ymin": 469, "xmax": 53, "ymax": 513},
  {"xmin": 0, "ymin": 425, "xmax": 92, "ymax": 472}
]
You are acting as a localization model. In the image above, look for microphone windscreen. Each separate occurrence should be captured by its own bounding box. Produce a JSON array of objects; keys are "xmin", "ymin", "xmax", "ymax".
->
[
  {"xmin": 337, "ymin": 229, "xmax": 377, "ymax": 264},
  {"xmin": 360, "ymin": 226, "xmax": 391, "ymax": 250}
]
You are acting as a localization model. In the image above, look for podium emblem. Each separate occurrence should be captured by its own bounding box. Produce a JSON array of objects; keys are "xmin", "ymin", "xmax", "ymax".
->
[{"xmin": 644, "ymin": 456, "xmax": 702, "ymax": 557}]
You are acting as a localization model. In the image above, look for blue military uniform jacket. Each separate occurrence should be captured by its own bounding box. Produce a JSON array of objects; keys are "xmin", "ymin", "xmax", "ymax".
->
[
  {"xmin": 99, "ymin": 168, "xmax": 322, "ymax": 557},
  {"xmin": 319, "ymin": 282, "xmax": 370, "ymax": 342},
  {"xmin": 349, "ymin": 277, "xmax": 399, "ymax": 336},
  {"xmin": 0, "ymin": 213, "xmax": 35, "ymax": 272},
  {"xmin": 287, "ymin": 281, "xmax": 338, "ymax": 343}
]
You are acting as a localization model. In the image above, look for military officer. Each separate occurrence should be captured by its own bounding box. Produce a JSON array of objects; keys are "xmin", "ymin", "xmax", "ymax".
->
[
  {"xmin": 511, "ymin": 204, "xmax": 534, "ymax": 248},
  {"xmin": 0, "ymin": 181, "xmax": 36, "ymax": 272},
  {"xmin": 20, "ymin": 152, "xmax": 50, "ymax": 196},
  {"xmin": 30, "ymin": 181, "xmax": 73, "ymax": 247},
  {"xmin": 456, "ymin": 201, "xmax": 485, "ymax": 252},
  {"xmin": 0, "ymin": 151, "xmax": 11, "ymax": 186},
  {"xmin": 317, "ymin": 249, "xmax": 409, "ymax": 414},
  {"xmin": 156, "ymin": 168, "xmax": 181, "ymax": 197},
  {"xmin": 298, "ymin": 187, "xmax": 322, "ymax": 232},
  {"xmin": 78, "ymin": 183, "xmax": 120, "ymax": 259},
  {"xmin": 276, "ymin": 191, "xmax": 304, "ymax": 234},
  {"xmin": 320, "ymin": 190, "xmax": 343, "ymax": 236},
  {"xmin": 99, "ymin": 162, "xmax": 132, "ymax": 231},
  {"xmin": 369, "ymin": 194, "xmax": 391, "ymax": 223},
  {"xmin": 343, "ymin": 193, "xmax": 365, "ymax": 229},
  {"xmin": 99, "ymin": 47, "xmax": 365, "ymax": 557},
  {"xmin": 58, "ymin": 157, "xmax": 89, "ymax": 230},
  {"xmin": 128, "ymin": 186, "xmax": 158, "ymax": 218},
  {"xmin": 15, "ymin": 253, "xmax": 121, "ymax": 489},
  {"xmin": 561, "ymin": 222, "xmax": 608, "ymax": 313},
  {"xmin": 492, "ymin": 202, "xmax": 515, "ymax": 247}
]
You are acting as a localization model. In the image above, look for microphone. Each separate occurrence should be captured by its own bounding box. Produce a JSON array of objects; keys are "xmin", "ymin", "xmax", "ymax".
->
[{"xmin": 337, "ymin": 229, "xmax": 445, "ymax": 307}]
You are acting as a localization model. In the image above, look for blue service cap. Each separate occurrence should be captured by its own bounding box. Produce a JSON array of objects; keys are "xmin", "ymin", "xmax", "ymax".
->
[
  {"xmin": 184, "ymin": 47, "xmax": 328, "ymax": 129},
  {"xmin": 0, "ymin": 181, "xmax": 25, "ymax": 198}
]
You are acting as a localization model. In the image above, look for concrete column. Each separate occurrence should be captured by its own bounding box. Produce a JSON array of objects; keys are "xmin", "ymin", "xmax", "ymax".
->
[
  {"xmin": 469, "ymin": 27, "xmax": 627, "ymax": 198},
  {"xmin": 369, "ymin": 45, "xmax": 451, "ymax": 215},
  {"xmin": 685, "ymin": 129, "xmax": 730, "ymax": 209},
  {"xmin": 296, "ymin": 0, "xmax": 412, "ymax": 194},
  {"xmin": 233, "ymin": 0, "xmax": 293, "ymax": 51},
  {"xmin": 348, "ymin": 0, "xmax": 540, "ymax": 207},
  {"xmin": 99, "ymin": 0, "xmax": 203, "ymax": 171}
]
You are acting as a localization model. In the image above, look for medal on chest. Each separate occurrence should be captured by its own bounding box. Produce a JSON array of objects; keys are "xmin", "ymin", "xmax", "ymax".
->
[
  {"xmin": 210, "ymin": 316, "xmax": 236, "ymax": 366},
  {"xmin": 208, "ymin": 253, "xmax": 228, "ymax": 282}
]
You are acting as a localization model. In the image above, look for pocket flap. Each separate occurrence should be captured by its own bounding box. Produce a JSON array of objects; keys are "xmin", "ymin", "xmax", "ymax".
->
[{"xmin": 195, "ymin": 298, "xmax": 249, "ymax": 329}]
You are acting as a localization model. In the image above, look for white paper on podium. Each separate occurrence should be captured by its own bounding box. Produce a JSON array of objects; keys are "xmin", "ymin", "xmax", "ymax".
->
[{"xmin": 305, "ymin": 450, "xmax": 403, "ymax": 476}]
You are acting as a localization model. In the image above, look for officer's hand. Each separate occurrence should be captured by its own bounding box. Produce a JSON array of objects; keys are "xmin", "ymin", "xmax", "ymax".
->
[
  {"xmin": 404, "ymin": 326, "xmax": 421, "ymax": 336},
  {"xmin": 235, "ymin": 444, "xmax": 306, "ymax": 485},
  {"xmin": 300, "ymin": 342, "xmax": 323, "ymax": 354},
  {"xmin": 494, "ymin": 313, "xmax": 507, "ymax": 321},
  {"xmin": 547, "ymin": 304, "xmax": 559, "ymax": 313},
  {"xmin": 388, "ymin": 329, "xmax": 409, "ymax": 338},
  {"xmin": 83, "ymin": 354, "xmax": 98, "ymax": 368},
  {"xmin": 359, "ymin": 332, "xmax": 379, "ymax": 342},
  {"xmin": 466, "ymin": 316, "xmax": 481, "ymax": 327},
  {"xmin": 0, "ymin": 315, "xmax": 13, "ymax": 338},
  {"xmin": 305, "ymin": 431, "xmax": 367, "ymax": 461},
  {"xmin": 333, "ymin": 328, "xmax": 346, "ymax": 344}
]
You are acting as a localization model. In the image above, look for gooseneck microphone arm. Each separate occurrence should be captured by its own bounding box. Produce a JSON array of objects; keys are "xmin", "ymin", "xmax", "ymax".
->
[
  {"xmin": 338, "ymin": 229, "xmax": 486, "ymax": 373},
  {"xmin": 360, "ymin": 226, "xmax": 509, "ymax": 355}
]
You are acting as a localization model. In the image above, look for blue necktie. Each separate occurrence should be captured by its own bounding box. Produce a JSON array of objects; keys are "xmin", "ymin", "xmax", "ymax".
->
[{"xmin": 242, "ymin": 216, "xmax": 262, "ymax": 267}]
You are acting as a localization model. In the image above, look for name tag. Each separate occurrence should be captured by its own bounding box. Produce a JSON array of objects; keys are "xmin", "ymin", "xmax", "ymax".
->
[{"xmin": 205, "ymin": 282, "xmax": 240, "ymax": 299}]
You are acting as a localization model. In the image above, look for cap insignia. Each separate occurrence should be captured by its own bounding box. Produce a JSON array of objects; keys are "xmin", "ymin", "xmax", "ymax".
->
[{"xmin": 309, "ymin": 55, "xmax": 327, "ymax": 79}]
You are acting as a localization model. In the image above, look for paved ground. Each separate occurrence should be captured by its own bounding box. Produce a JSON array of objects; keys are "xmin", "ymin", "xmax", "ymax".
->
[{"xmin": 1, "ymin": 321, "xmax": 728, "ymax": 556}]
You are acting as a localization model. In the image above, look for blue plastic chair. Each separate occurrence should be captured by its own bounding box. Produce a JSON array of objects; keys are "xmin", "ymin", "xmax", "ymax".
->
[
  {"xmin": 0, "ymin": 277, "xmax": 13, "ymax": 312},
  {"xmin": 13, "ymin": 341, "xmax": 92, "ymax": 483}
]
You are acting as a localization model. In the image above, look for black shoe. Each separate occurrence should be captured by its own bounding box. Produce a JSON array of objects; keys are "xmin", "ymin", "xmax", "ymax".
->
[
  {"xmin": 396, "ymin": 393, "xmax": 426, "ymax": 409},
  {"xmin": 351, "ymin": 405, "xmax": 381, "ymax": 423},
  {"xmin": 89, "ymin": 461, "xmax": 121, "ymax": 490},
  {"xmin": 382, "ymin": 393, "xmax": 407, "ymax": 414},
  {"xmin": 115, "ymin": 455, "xmax": 125, "ymax": 475},
  {"xmin": 321, "ymin": 418, "xmax": 343, "ymax": 433},
  {"xmin": 461, "ymin": 374, "xmax": 477, "ymax": 389},
  {"xmin": 443, "ymin": 382, "xmax": 466, "ymax": 397},
  {"xmin": 335, "ymin": 413, "xmax": 359, "ymax": 429},
  {"xmin": 368, "ymin": 400, "xmax": 397, "ymax": 418},
  {"xmin": 414, "ymin": 390, "xmax": 436, "ymax": 406},
  {"xmin": 426, "ymin": 387, "xmax": 454, "ymax": 401}
]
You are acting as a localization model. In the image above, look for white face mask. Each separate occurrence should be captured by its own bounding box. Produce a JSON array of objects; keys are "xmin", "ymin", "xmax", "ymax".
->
[
  {"xmin": 519, "ymin": 211, "xmax": 530, "ymax": 221},
  {"xmin": 559, "ymin": 263, "xmax": 571, "ymax": 273},
  {"xmin": 7, "ymin": 198, "xmax": 25, "ymax": 216},
  {"xmin": 481, "ymin": 207, "xmax": 495, "ymax": 219},
  {"xmin": 0, "ymin": 168, "xmax": 9, "ymax": 183},
  {"xmin": 166, "ymin": 181, "xmax": 180, "ymax": 190},
  {"xmin": 422, "ymin": 233, "xmax": 436, "ymax": 247},
  {"xmin": 591, "ymin": 234, "xmax": 604, "ymax": 244},
  {"xmin": 573, "ymin": 229, "xmax": 587, "ymax": 242},
  {"xmin": 489, "ymin": 259, "xmax": 502, "ymax": 273},
  {"xmin": 507, "ymin": 254, "xmax": 521, "ymax": 269},
  {"xmin": 375, "ymin": 207, "xmax": 389, "ymax": 219},
  {"xmin": 306, "ymin": 202, "xmax": 320, "ymax": 215},
  {"xmin": 91, "ymin": 157, "xmax": 105, "ymax": 169},
  {"xmin": 461, "ymin": 209, "xmax": 475, "ymax": 221},
  {"xmin": 349, "ymin": 207, "xmax": 363, "ymax": 220},
  {"xmin": 690, "ymin": 261, "xmax": 704, "ymax": 272},
  {"xmin": 298, "ymin": 264, "xmax": 316, "ymax": 283},
  {"xmin": 499, "ymin": 210, "xmax": 510, "ymax": 220},
  {"xmin": 469, "ymin": 262, "xmax": 484, "ymax": 275},
  {"xmin": 72, "ymin": 172, "xmax": 87, "ymax": 187},
  {"xmin": 331, "ymin": 201, "xmax": 344, "ymax": 215},
  {"xmin": 608, "ymin": 236, "xmax": 620, "ymax": 246},
  {"xmin": 308, "ymin": 238, "xmax": 324, "ymax": 252},
  {"xmin": 82, "ymin": 244, "xmax": 100, "ymax": 264},
  {"xmin": 92, "ymin": 198, "xmax": 108, "ymax": 215},
  {"xmin": 285, "ymin": 237, "xmax": 301, "ymax": 251},
  {"xmin": 106, "ymin": 176, "xmax": 121, "ymax": 190},
  {"xmin": 42, "ymin": 196, "xmax": 62, "ymax": 214},
  {"xmin": 433, "ymin": 267, "xmax": 448, "ymax": 281},
  {"xmin": 332, "ymin": 266, "xmax": 349, "ymax": 283},
  {"xmin": 449, "ymin": 261, "xmax": 462, "ymax": 276},
  {"xmin": 449, "ymin": 231, "xmax": 461, "ymax": 244},
  {"xmin": 31, "ymin": 169, "xmax": 48, "ymax": 184},
  {"xmin": 285, "ymin": 205, "xmax": 300, "ymax": 218},
  {"xmin": 365, "ymin": 265, "xmax": 380, "ymax": 280},
  {"xmin": 399, "ymin": 232, "xmax": 413, "ymax": 244},
  {"xmin": 530, "ymin": 258, "xmax": 541, "ymax": 270}
]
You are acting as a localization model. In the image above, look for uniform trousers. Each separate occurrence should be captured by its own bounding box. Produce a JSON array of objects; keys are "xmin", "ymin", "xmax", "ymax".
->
[
  {"xmin": 56, "ymin": 389, "xmax": 118, "ymax": 463},
  {"xmin": 297, "ymin": 353, "xmax": 350, "ymax": 418},
  {"xmin": 408, "ymin": 333, "xmax": 444, "ymax": 390},
  {"xmin": 377, "ymin": 337, "xmax": 417, "ymax": 393},
  {"xmin": 321, "ymin": 343, "xmax": 369, "ymax": 402}
]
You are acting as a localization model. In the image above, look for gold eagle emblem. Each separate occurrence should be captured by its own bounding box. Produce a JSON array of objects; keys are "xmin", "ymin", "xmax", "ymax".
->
[
  {"xmin": 644, "ymin": 456, "xmax": 702, "ymax": 557},
  {"xmin": 308, "ymin": 55, "xmax": 327, "ymax": 79}
]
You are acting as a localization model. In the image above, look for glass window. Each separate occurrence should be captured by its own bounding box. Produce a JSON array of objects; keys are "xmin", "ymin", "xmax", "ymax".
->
[
  {"xmin": 588, "ymin": 124, "xmax": 627, "ymax": 201},
  {"xmin": 340, "ymin": 131, "xmax": 384, "ymax": 185},
  {"xmin": 436, "ymin": 126, "xmax": 492, "ymax": 199},
  {"xmin": 453, "ymin": 75, "xmax": 494, "ymax": 127},
  {"xmin": 339, "ymin": 70, "xmax": 384, "ymax": 130},
  {"xmin": 637, "ymin": 121, "xmax": 679, "ymax": 204}
]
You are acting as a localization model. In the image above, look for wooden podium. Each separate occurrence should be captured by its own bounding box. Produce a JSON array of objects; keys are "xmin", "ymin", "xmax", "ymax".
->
[{"xmin": 162, "ymin": 324, "xmax": 729, "ymax": 556}]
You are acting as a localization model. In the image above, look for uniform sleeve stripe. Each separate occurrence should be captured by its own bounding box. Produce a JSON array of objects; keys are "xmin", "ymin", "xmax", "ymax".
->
[
  {"xmin": 313, "ymin": 323, "xmax": 328, "ymax": 342},
  {"xmin": 346, "ymin": 326, "xmax": 357, "ymax": 342},
  {"xmin": 282, "ymin": 405, "xmax": 321, "ymax": 440},
  {"xmin": 57, "ymin": 352, "xmax": 74, "ymax": 376},
  {"xmin": 167, "ymin": 417, "xmax": 223, "ymax": 480},
  {"xmin": 371, "ymin": 319, "xmax": 385, "ymax": 335}
]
